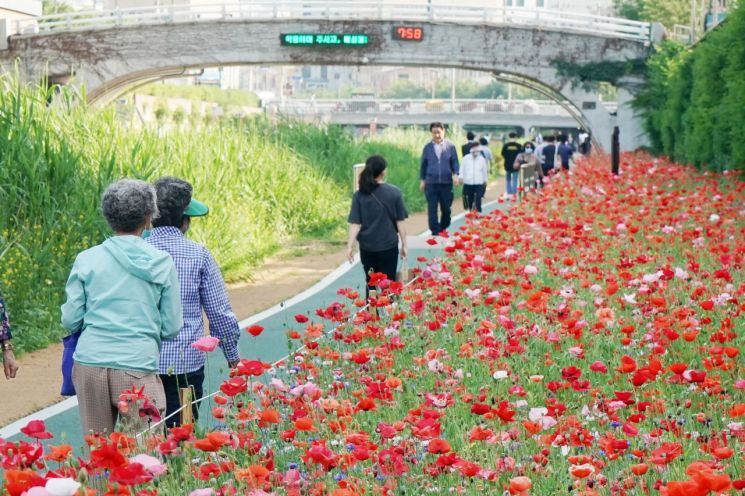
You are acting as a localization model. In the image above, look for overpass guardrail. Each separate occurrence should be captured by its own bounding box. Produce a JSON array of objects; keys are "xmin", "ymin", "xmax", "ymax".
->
[
  {"xmin": 8, "ymin": 1, "xmax": 652, "ymax": 43},
  {"xmin": 265, "ymin": 98, "xmax": 583, "ymax": 116}
]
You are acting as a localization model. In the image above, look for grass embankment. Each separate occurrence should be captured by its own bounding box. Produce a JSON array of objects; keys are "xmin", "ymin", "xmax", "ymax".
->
[{"xmin": 0, "ymin": 79, "xmax": 428, "ymax": 354}]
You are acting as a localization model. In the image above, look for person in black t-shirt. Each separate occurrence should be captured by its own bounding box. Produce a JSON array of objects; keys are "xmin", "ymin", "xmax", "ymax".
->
[
  {"xmin": 500, "ymin": 132, "xmax": 522, "ymax": 200},
  {"xmin": 347, "ymin": 155, "xmax": 408, "ymax": 297},
  {"xmin": 461, "ymin": 131, "xmax": 477, "ymax": 157}
]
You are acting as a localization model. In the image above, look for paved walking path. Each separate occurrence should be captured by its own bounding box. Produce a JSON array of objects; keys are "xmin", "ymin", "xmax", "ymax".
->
[{"xmin": 0, "ymin": 200, "xmax": 506, "ymax": 451}]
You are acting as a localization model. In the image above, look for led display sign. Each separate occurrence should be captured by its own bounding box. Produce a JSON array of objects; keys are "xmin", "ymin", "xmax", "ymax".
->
[
  {"xmin": 392, "ymin": 26, "xmax": 424, "ymax": 41},
  {"xmin": 280, "ymin": 33, "xmax": 369, "ymax": 46}
]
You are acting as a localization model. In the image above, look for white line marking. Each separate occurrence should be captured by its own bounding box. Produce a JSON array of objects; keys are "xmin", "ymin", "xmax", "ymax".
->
[
  {"xmin": 0, "ymin": 397, "xmax": 79, "ymax": 439},
  {"xmin": 0, "ymin": 199, "xmax": 501, "ymax": 438}
]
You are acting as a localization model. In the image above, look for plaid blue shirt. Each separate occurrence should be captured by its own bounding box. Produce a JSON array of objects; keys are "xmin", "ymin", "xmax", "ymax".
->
[
  {"xmin": 147, "ymin": 227, "xmax": 240, "ymax": 374},
  {"xmin": 0, "ymin": 293, "xmax": 12, "ymax": 341}
]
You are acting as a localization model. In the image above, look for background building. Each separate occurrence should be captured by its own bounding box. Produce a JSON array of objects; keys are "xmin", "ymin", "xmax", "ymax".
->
[{"xmin": 0, "ymin": 0, "xmax": 42, "ymax": 21}]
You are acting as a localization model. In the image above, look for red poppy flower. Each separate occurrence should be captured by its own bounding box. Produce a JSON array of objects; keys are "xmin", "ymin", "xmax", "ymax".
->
[
  {"xmin": 294, "ymin": 314, "xmax": 309, "ymax": 323},
  {"xmin": 220, "ymin": 377, "xmax": 248, "ymax": 397},
  {"xmin": 90, "ymin": 442, "xmax": 128, "ymax": 470},
  {"xmin": 427, "ymin": 438, "xmax": 451, "ymax": 454},
  {"xmin": 246, "ymin": 325, "xmax": 264, "ymax": 337},
  {"xmin": 110, "ymin": 462, "xmax": 153, "ymax": 486},
  {"xmin": 20, "ymin": 420, "xmax": 53, "ymax": 440},
  {"xmin": 234, "ymin": 359, "xmax": 271, "ymax": 377}
]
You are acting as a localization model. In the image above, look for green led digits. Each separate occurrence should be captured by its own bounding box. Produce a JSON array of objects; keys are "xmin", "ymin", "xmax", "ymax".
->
[{"xmin": 280, "ymin": 33, "xmax": 369, "ymax": 46}]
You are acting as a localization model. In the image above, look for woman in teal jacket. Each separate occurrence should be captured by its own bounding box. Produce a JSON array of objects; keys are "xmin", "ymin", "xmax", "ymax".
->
[{"xmin": 62, "ymin": 179, "xmax": 183, "ymax": 436}]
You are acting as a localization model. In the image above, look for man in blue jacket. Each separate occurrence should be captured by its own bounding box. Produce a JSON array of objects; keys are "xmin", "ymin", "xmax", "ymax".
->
[{"xmin": 420, "ymin": 122, "xmax": 460, "ymax": 236}]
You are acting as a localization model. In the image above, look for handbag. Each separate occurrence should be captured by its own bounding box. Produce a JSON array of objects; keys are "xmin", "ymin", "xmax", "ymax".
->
[{"xmin": 60, "ymin": 330, "xmax": 81, "ymax": 396}]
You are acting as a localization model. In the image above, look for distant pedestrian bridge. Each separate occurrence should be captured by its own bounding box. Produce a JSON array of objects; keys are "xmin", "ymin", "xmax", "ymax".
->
[
  {"xmin": 0, "ymin": 1, "xmax": 660, "ymax": 150},
  {"xmin": 266, "ymin": 98, "xmax": 590, "ymax": 132}
]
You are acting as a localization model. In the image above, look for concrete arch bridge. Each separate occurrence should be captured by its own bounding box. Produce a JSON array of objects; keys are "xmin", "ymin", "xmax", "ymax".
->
[{"xmin": 0, "ymin": 1, "xmax": 662, "ymax": 150}]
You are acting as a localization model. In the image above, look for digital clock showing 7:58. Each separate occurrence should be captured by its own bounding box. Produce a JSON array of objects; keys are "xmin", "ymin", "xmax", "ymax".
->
[{"xmin": 392, "ymin": 26, "xmax": 424, "ymax": 41}]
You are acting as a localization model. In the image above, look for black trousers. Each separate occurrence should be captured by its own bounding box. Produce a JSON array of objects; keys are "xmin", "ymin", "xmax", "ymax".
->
[
  {"xmin": 360, "ymin": 246, "xmax": 398, "ymax": 298},
  {"xmin": 160, "ymin": 367, "xmax": 205, "ymax": 427},
  {"xmin": 462, "ymin": 183, "xmax": 486, "ymax": 212},
  {"xmin": 424, "ymin": 183, "xmax": 454, "ymax": 235}
]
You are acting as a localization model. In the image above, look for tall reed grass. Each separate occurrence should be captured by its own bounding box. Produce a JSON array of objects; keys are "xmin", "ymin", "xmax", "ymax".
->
[{"xmin": 0, "ymin": 77, "xmax": 428, "ymax": 354}]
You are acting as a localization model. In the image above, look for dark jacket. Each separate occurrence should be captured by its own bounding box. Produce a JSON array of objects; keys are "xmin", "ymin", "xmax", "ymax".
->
[{"xmin": 420, "ymin": 140, "xmax": 460, "ymax": 184}]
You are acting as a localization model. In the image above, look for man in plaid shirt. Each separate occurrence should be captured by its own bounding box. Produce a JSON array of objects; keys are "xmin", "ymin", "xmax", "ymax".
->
[{"xmin": 147, "ymin": 177, "xmax": 241, "ymax": 426}]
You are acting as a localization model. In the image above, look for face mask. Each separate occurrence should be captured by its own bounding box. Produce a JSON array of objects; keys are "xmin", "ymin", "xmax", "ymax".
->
[{"xmin": 524, "ymin": 148, "xmax": 533, "ymax": 153}]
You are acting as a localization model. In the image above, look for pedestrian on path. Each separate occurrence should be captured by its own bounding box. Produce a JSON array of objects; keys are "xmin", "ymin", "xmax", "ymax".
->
[
  {"xmin": 541, "ymin": 135, "xmax": 557, "ymax": 177},
  {"xmin": 513, "ymin": 141, "xmax": 542, "ymax": 191},
  {"xmin": 478, "ymin": 137, "xmax": 493, "ymax": 164},
  {"xmin": 420, "ymin": 122, "xmax": 460, "ymax": 236},
  {"xmin": 500, "ymin": 132, "xmax": 522, "ymax": 200},
  {"xmin": 147, "ymin": 177, "xmax": 241, "ymax": 427},
  {"xmin": 557, "ymin": 134, "xmax": 574, "ymax": 171},
  {"xmin": 0, "ymin": 291, "xmax": 19, "ymax": 379},
  {"xmin": 347, "ymin": 155, "xmax": 408, "ymax": 297},
  {"xmin": 62, "ymin": 179, "xmax": 182, "ymax": 436},
  {"xmin": 461, "ymin": 131, "xmax": 477, "ymax": 157},
  {"xmin": 459, "ymin": 144, "xmax": 488, "ymax": 212}
]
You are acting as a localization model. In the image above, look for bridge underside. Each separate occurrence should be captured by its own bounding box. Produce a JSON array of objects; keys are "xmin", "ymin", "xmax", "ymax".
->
[{"xmin": 0, "ymin": 18, "xmax": 651, "ymax": 150}]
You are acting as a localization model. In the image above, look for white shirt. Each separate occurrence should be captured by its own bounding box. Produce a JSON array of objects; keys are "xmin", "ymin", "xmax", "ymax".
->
[{"xmin": 459, "ymin": 153, "xmax": 488, "ymax": 185}]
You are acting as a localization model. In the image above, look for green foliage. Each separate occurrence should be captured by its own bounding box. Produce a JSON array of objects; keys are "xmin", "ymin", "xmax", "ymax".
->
[
  {"xmin": 0, "ymin": 78, "xmax": 427, "ymax": 355},
  {"xmin": 635, "ymin": 5, "xmax": 745, "ymax": 172},
  {"xmin": 552, "ymin": 58, "xmax": 647, "ymax": 91},
  {"xmin": 614, "ymin": 0, "xmax": 691, "ymax": 29},
  {"xmin": 139, "ymin": 83, "xmax": 260, "ymax": 108},
  {"xmin": 42, "ymin": 0, "xmax": 74, "ymax": 15},
  {"xmin": 381, "ymin": 81, "xmax": 429, "ymax": 99},
  {"xmin": 613, "ymin": 0, "xmax": 643, "ymax": 20}
]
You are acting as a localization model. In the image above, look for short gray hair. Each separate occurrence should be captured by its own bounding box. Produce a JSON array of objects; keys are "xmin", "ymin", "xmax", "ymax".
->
[{"xmin": 101, "ymin": 179, "xmax": 158, "ymax": 233}]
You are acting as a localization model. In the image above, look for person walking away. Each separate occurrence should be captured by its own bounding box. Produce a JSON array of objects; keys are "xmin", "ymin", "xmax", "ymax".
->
[
  {"xmin": 0, "ymin": 291, "xmax": 19, "ymax": 379},
  {"xmin": 461, "ymin": 131, "xmax": 477, "ymax": 157},
  {"xmin": 541, "ymin": 135, "xmax": 557, "ymax": 177},
  {"xmin": 478, "ymin": 137, "xmax": 493, "ymax": 164},
  {"xmin": 513, "ymin": 142, "xmax": 542, "ymax": 192},
  {"xmin": 460, "ymin": 131, "xmax": 478, "ymax": 209},
  {"xmin": 557, "ymin": 134, "xmax": 574, "ymax": 171},
  {"xmin": 578, "ymin": 129, "xmax": 589, "ymax": 155},
  {"xmin": 459, "ymin": 145, "xmax": 489, "ymax": 212},
  {"xmin": 420, "ymin": 122, "xmax": 460, "ymax": 236},
  {"xmin": 62, "ymin": 179, "xmax": 182, "ymax": 436},
  {"xmin": 147, "ymin": 177, "xmax": 241, "ymax": 427},
  {"xmin": 500, "ymin": 132, "xmax": 522, "ymax": 200},
  {"xmin": 347, "ymin": 155, "xmax": 408, "ymax": 297}
]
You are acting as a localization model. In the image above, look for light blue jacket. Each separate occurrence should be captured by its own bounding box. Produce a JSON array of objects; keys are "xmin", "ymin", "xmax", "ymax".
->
[{"xmin": 61, "ymin": 235, "xmax": 183, "ymax": 373}]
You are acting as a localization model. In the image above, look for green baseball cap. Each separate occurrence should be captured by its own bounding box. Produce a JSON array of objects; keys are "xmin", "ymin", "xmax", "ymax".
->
[{"xmin": 184, "ymin": 198, "xmax": 209, "ymax": 217}]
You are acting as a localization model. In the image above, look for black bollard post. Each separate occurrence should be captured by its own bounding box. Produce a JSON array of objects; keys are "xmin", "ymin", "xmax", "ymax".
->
[{"xmin": 611, "ymin": 126, "xmax": 620, "ymax": 175}]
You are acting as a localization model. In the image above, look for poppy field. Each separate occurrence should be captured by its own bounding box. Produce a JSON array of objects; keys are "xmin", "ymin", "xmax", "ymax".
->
[{"xmin": 2, "ymin": 153, "xmax": 744, "ymax": 496}]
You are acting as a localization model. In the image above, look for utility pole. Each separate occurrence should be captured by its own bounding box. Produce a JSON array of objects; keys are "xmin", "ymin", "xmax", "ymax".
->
[
  {"xmin": 450, "ymin": 68, "xmax": 456, "ymax": 111},
  {"xmin": 612, "ymin": 126, "xmax": 620, "ymax": 175}
]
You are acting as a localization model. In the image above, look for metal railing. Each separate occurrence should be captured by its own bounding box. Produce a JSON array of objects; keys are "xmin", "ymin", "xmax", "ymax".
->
[
  {"xmin": 9, "ymin": 1, "xmax": 652, "ymax": 42},
  {"xmin": 266, "ymin": 98, "xmax": 576, "ymax": 116}
]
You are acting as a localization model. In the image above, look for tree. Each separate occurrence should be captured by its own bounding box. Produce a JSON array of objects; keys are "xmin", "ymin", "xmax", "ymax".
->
[
  {"xmin": 613, "ymin": 0, "xmax": 691, "ymax": 30},
  {"xmin": 42, "ymin": 0, "xmax": 74, "ymax": 15},
  {"xmin": 381, "ymin": 81, "xmax": 429, "ymax": 99}
]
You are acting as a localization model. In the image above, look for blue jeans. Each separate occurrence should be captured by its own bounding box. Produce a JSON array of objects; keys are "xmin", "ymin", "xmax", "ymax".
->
[
  {"xmin": 424, "ymin": 183, "xmax": 453, "ymax": 235},
  {"xmin": 505, "ymin": 170, "xmax": 519, "ymax": 195}
]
